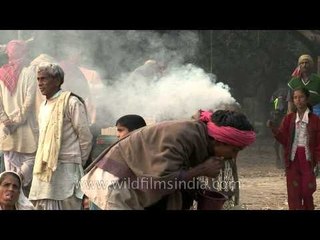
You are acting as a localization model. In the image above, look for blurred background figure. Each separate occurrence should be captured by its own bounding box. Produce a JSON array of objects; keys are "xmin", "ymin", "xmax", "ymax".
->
[
  {"xmin": 0, "ymin": 39, "xmax": 38, "ymax": 197},
  {"xmin": 269, "ymin": 86, "xmax": 287, "ymax": 169},
  {"xmin": 130, "ymin": 59, "xmax": 165, "ymax": 82},
  {"xmin": 59, "ymin": 59, "xmax": 91, "ymax": 109}
]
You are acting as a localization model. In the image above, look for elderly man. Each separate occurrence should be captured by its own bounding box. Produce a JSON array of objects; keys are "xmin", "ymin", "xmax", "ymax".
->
[
  {"xmin": 29, "ymin": 62, "xmax": 92, "ymax": 210},
  {"xmin": 0, "ymin": 40, "xmax": 38, "ymax": 197},
  {"xmin": 287, "ymin": 54, "xmax": 320, "ymax": 115}
]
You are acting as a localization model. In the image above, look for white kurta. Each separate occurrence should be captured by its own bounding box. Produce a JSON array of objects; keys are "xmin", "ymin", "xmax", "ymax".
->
[
  {"xmin": 29, "ymin": 91, "xmax": 92, "ymax": 202},
  {"xmin": 0, "ymin": 66, "xmax": 39, "ymax": 153}
]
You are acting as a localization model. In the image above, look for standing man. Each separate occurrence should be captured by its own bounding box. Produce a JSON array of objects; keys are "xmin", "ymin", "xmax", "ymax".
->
[
  {"xmin": 29, "ymin": 62, "xmax": 92, "ymax": 210},
  {"xmin": 287, "ymin": 54, "xmax": 320, "ymax": 116},
  {"xmin": 0, "ymin": 40, "xmax": 38, "ymax": 196}
]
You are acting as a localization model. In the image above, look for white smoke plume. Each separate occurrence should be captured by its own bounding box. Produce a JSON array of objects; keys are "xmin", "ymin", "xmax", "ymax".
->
[
  {"xmin": 103, "ymin": 63, "xmax": 237, "ymax": 124},
  {"xmin": 0, "ymin": 30, "xmax": 238, "ymax": 127}
]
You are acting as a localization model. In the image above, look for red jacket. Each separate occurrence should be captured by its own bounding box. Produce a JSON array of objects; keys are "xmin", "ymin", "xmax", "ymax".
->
[{"xmin": 271, "ymin": 112, "xmax": 320, "ymax": 168}]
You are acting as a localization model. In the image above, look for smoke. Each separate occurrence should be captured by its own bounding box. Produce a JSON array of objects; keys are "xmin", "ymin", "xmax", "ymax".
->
[
  {"xmin": 0, "ymin": 30, "xmax": 238, "ymax": 126},
  {"xmin": 96, "ymin": 30, "xmax": 200, "ymax": 78},
  {"xmin": 102, "ymin": 63, "xmax": 237, "ymax": 124}
]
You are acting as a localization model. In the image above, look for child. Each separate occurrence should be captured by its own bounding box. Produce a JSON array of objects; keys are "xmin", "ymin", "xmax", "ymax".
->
[
  {"xmin": 115, "ymin": 114, "xmax": 147, "ymax": 139},
  {"xmin": 267, "ymin": 87, "xmax": 320, "ymax": 210}
]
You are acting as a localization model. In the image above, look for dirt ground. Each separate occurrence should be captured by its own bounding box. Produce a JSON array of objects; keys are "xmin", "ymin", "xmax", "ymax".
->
[{"xmin": 236, "ymin": 135, "xmax": 320, "ymax": 210}]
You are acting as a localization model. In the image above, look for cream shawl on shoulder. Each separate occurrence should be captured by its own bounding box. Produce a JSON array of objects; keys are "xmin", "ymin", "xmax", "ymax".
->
[{"xmin": 33, "ymin": 91, "xmax": 71, "ymax": 182}]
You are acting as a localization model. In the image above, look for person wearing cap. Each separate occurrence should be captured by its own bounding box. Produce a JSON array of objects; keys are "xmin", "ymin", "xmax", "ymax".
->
[
  {"xmin": 28, "ymin": 62, "xmax": 92, "ymax": 210},
  {"xmin": 287, "ymin": 54, "xmax": 320, "ymax": 116},
  {"xmin": 0, "ymin": 40, "xmax": 38, "ymax": 197},
  {"xmin": 0, "ymin": 171, "xmax": 34, "ymax": 210},
  {"xmin": 81, "ymin": 109, "xmax": 256, "ymax": 210}
]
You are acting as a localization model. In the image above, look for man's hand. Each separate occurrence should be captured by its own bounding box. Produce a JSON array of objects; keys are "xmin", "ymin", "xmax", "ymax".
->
[
  {"xmin": 2, "ymin": 119, "xmax": 18, "ymax": 135},
  {"xmin": 3, "ymin": 119, "xmax": 13, "ymax": 127},
  {"xmin": 182, "ymin": 157, "xmax": 224, "ymax": 182},
  {"xmin": 199, "ymin": 156, "xmax": 224, "ymax": 178}
]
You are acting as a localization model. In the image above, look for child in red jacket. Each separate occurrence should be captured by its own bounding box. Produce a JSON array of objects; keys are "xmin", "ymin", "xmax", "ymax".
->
[{"xmin": 267, "ymin": 87, "xmax": 320, "ymax": 210}]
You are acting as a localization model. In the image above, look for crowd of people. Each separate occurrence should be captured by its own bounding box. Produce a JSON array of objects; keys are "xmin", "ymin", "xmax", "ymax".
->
[{"xmin": 0, "ymin": 37, "xmax": 319, "ymax": 210}]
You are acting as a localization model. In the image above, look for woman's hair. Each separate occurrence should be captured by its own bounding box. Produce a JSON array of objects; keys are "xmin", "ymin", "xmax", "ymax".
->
[
  {"xmin": 292, "ymin": 87, "xmax": 313, "ymax": 112},
  {"xmin": 116, "ymin": 114, "xmax": 147, "ymax": 131},
  {"xmin": 211, "ymin": 110, "xmax": 254, "ymax": 131},
  {"xmin": 0, "ymin": 172, "xmax": 21, "ymax": 188}
]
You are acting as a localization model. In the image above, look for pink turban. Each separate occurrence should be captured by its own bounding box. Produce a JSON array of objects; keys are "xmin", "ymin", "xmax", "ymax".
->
[{"xmin": 199, "ymin": 110, "xmax": 256, "ymax": 147}]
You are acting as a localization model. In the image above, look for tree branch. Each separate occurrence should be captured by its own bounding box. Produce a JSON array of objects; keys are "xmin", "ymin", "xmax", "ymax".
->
[{"xmin": 297, "ymin": 30, "xmax": 320, "ymax": 45}]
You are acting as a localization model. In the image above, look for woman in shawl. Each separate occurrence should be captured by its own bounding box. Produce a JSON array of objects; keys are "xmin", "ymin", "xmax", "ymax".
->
[{"xmin": 0, "ymin": 171, "xmax": 34, "ymax": 210}]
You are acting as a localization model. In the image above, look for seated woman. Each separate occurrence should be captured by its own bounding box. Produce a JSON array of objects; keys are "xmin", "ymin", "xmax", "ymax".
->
[{"xmin": 0, "ymin": 171, "xmax": 34, "ymax": 210}]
